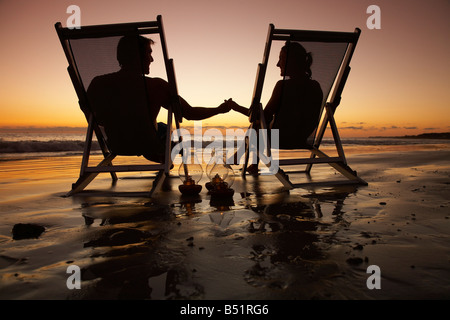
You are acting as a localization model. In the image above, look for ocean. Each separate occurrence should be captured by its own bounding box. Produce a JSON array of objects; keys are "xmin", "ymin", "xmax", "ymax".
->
[{"xmin": 1, "ymin": 127, "xmax": 449, "ymax": 160}]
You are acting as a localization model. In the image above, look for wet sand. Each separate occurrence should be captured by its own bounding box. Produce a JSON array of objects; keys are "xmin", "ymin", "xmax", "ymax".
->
[{"xmin": 0, "ymin": 146, "xmax": 449, "ymax": 301}]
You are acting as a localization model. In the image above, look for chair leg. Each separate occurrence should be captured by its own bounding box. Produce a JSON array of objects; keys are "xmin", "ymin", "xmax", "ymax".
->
[
  {"xmin": 240, "ymin": 135, "xmax": 250, "ymax": 179},
  {"xmin": 148, "ymin": 170, "xmax": 167, "ymax": 197},
  {"xmin": 92, "ymin": 125, "xmax": 118, "ymax": 183},
  {"xmin": 275, "ymin": 169, "xmax": 294, "ymax": 189},
  {"xmin": 66, "ymin": 153, "xmax": 116, "ymax": 196},
  {"xmin": 311, "ymin": 149, "xmax": 367, "ymax": 185}
]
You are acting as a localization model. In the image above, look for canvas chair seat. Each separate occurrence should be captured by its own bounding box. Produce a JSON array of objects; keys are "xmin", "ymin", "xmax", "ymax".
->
[{"xmin": 270, "ymin": 77, "xmax": 323, "ymax": 149}]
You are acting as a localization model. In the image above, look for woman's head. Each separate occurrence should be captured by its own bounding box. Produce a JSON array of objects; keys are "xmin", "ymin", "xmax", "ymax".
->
[{"xmin": 277, "ymin": 42, "xmax": 313, "ymax": 79}]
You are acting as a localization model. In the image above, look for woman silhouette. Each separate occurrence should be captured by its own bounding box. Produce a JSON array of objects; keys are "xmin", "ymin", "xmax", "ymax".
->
[{"xmin": 229, "ymin": 42, "xmax": 323, "ymax": 174}]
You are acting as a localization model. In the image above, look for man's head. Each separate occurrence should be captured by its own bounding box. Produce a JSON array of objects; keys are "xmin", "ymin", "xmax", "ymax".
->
[{"xmin": 117, "ymin": 35, "xmax": 154, "ymax": 74}]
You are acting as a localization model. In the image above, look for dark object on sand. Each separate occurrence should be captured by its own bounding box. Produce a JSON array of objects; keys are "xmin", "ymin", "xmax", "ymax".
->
[{"xmin": 12, "ymin": 223, "xmax": 45, "ymax": 240}]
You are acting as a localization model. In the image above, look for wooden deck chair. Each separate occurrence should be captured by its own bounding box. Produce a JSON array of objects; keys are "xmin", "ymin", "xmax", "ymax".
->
[
  {"xmin": 238, "ymin": 24, "xmax": 367, "ymax": 189},
  {"xmin": 55, "ymin": 15, "xmax": 183, "ymax": 196}
]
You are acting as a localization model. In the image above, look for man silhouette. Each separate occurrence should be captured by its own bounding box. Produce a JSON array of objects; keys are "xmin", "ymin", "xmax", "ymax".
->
[{"xmin": 87, "ymin": 35, "xmax": 231, "ymax": 162}]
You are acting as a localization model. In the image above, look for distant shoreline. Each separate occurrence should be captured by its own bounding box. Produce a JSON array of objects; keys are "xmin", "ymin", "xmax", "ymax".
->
[
  {"xmin": 1, "ymin": 127, "xmax": 450, "ymax": 140},
  {"xmin": 370, "ymin": 132, "xmax": 450, "ymax": 140}
]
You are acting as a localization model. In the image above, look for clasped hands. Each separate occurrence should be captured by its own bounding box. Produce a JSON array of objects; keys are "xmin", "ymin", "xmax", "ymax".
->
[{"xmin": 217, "ymin": 98, "xmax": 242, "ymax": 114}]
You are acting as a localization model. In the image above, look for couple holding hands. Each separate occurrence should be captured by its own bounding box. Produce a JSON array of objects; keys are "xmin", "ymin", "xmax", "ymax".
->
[{"xmin": 88, "ymin": 35, "xmax": 322, "ymax": 171}]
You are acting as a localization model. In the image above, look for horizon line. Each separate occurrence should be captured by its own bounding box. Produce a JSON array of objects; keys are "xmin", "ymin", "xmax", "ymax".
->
[{"xmin": 1, "ymin": 125, "xmax": 449, "ymax": 139}]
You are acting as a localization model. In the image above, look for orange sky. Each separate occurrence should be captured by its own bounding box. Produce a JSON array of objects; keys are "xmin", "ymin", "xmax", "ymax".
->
[{"xmin": 0, "ymin": 0, "xmax": 449, "ymax": 137}]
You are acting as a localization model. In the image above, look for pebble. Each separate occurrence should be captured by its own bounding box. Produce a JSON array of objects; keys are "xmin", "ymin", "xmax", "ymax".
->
[
  {"xmin": 12, "ymin": 223, "xmax": 45, "ymax": 240},
  {"xmin": 346, "ymin": 257, "xmax": 364, "ymax": 265}
]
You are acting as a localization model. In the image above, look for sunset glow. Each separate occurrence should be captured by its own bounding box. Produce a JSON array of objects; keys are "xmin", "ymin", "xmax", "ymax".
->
[{"xmin": 0, "ymin": 0, "xmax": 448, "ymax": 137}]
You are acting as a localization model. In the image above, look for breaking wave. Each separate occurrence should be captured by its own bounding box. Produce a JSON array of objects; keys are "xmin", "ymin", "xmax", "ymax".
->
[
  {"xmin": 1, "ymin": 137, "xmax": 448, "ymax": 155},
  {"xmin": 0, "ymin": 139, "xmax": 100, "ymax": 154}
]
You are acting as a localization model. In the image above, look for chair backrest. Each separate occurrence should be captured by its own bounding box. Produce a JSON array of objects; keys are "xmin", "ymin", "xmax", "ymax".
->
[
  {"xmin": 55, "ymin": 17, "xmax": 181, "ymax": 158},
  {"xmin": 253, "ymin": 25, "xmax": 360, "ymax": 149}
]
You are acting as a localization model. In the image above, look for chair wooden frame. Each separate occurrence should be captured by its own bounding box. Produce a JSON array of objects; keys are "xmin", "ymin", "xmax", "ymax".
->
[
  {"xmin": 240, "ymin": 24, "xmax": 367, "ymax": 189},
  {"xmin": 55, "ymin": 15, "xmax": 183, "ymax": 197}
]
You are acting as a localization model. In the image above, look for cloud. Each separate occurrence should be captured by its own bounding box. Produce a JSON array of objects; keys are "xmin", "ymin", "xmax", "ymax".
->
[
  {"xmin": 342, "ymin": 126, "xmax": 365, "ymax": 130},
  {"xmin": 380, "ymin": 126, "xmax": 400, "ymax": 131}
]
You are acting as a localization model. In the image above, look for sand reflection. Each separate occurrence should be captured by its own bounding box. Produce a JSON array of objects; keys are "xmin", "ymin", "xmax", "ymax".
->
[{"xmin": 68, "ymin": 184, "xmax": 356, "ymax": 299}]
